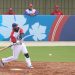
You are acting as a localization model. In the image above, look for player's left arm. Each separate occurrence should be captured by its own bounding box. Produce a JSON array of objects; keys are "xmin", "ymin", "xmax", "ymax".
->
[
  {"xmin": 16, "ymin": 28, "xmax": 24, "ymax": 45},
  {"xmin": 19, "ymin": 28, "xmax": 24, "ymax": 40}
]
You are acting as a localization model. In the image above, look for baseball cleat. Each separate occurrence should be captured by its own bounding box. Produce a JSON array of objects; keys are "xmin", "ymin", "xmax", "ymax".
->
[
  {"xmin": 0, "ymin": 60, "xmax": 4, "ymax": 67},
  {"xmin": 28, "ymin": 65, "xmax": 34, "ymax": 69}
]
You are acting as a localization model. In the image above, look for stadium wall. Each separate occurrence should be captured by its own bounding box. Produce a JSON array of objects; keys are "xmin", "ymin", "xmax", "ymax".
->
[{"xmin": 0, "ymin": 15, "xmax": 75, "ymax": 41}]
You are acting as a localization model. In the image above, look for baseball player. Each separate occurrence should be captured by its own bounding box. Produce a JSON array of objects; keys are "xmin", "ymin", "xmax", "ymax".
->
[
  {"xmin": 4, "ymin": 8, "xmax": 16, "ymax": 15},
  {"xmin": 51, "ymin": 5, "xmax": 63, "ymax": 15},
  {"xmin": 24, "ymin": 3, "xmax": 39, "ymax": 16},
  {"xmin": 0, "ymin": 23, "xmax": 33, "ymax": 68}
]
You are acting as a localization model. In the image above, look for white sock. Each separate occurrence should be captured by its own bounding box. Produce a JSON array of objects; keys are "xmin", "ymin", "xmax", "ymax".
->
[{"xmin": 25, "ymin": 58, "xmax": 32, "ymax": 67}]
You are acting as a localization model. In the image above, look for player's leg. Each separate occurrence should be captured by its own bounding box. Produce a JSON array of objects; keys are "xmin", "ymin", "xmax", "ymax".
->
[
  {"xmin": 1, "ymin": 45, "xmax": 21, "ymax": 64},
  {"xmin": 21, "ymin": 43, "xmax": 33, "ymax": 68}
]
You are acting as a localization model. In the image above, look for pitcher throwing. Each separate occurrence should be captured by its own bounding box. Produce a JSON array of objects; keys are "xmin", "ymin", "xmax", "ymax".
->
[{"xmin": 0, "ymin": 23, "xmax": 33, "ymax": 68}]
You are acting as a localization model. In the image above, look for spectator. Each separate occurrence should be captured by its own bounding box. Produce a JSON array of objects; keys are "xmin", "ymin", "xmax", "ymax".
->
[
  {"xmin": 24, "ymin": 3, "xmax": 39, "ymax": 16},
  {"xmin": 5, "ymin": 8, "xmax": 15, "ymax": 15},
  {"xmin": 51, "ymin": 5, "xmax": 63, "ymax": 15}
]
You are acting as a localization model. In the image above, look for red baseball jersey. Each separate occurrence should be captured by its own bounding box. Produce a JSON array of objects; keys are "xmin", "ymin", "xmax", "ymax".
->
[
  {"xmin": 10, "ymin": 28, "xmax": 24, "ymax": 43},
  {"xmin": 51, "ymin": 10, "xmax": 63, "ymax": 15}
]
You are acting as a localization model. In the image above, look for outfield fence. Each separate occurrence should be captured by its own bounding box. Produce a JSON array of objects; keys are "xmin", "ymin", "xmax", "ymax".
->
[{"xmin": 0, "ymin": 15, "xmax": 75, "ymax": 41}]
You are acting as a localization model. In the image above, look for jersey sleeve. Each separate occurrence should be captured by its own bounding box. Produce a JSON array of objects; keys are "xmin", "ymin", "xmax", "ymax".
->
[{"xmin": 10, "ymin": 31, "xmax": 16, "ymax": 43}]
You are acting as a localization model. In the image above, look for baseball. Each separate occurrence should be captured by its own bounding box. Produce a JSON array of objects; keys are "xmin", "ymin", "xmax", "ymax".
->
[{"xmin": 49, "ymin": 53, "xmax": 52, "ymax": 56}]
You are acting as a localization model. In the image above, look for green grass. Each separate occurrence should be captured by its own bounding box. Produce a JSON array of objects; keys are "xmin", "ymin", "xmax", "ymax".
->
[{"xmin": 0, "ymin": 46, "xmax": 75, "ymax": 62}]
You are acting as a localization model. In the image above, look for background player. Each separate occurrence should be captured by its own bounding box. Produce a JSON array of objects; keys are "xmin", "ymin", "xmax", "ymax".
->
[
  {"xmin": 0, "ymin": 23, "xmax": 33, "ymax": 68},
  {"xmin": 4, "ymin": 8, "xmax": 16, "ymax": 15},
  {"xmin": 51, "ymin": 5, "xmax": 63, "ymax": 15},
  {"xmin": 24, "ymin": 3, "xmax": 39, "ymax": 16}
]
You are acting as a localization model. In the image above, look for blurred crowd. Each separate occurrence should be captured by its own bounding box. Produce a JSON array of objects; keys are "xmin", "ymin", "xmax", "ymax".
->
[{"xmin": 4, "ymin": 3, "xmax": 63, "ymax": 16}]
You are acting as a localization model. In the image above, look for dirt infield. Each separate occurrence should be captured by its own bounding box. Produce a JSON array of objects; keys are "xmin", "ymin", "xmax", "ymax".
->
[{"xmin": 0, "ymin": 61, "xmax": 75, "ymax": 75}]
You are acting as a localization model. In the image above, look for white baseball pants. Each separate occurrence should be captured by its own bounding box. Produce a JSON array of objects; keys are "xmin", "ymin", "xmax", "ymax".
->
[{"xmin": 2, "ymin": 43, "xmax": 32, "ymax": 67}]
